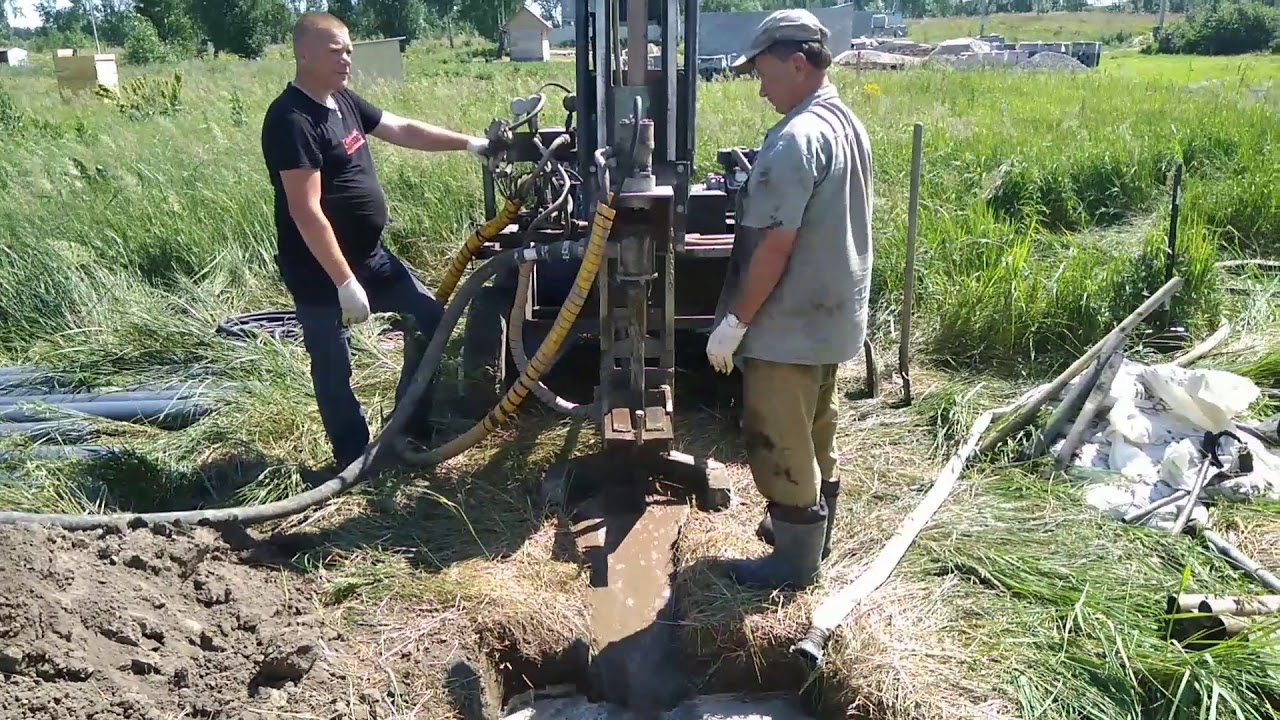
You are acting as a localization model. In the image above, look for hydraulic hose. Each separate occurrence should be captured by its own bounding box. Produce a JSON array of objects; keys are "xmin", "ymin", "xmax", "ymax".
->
[
  {"xmin": 498, "ymin": 158, "xmax": 595, "ymax": 418},
  {"xmin": 436, "ymin": 199, "xmax": 522, "ymax": 306},
  {"xmin": 394, "ymin": 195, "xmax": 616, "ymax": 464},
  {"xmin": 508, "ymin": 260, "xmax": 594, "ymax": 418},
  {"xmin": 0, "ymin": 240, "xmax": 567, "ymax": 530},
  {"xmin": 435, "ymin": 134, "xmax": 572, "ymax": 306}
]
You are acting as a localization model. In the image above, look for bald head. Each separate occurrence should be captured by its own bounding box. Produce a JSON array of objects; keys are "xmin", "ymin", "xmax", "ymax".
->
[
  {"xmin": 293, "ymin": 12, "xmax": 348, "ymax": 55},
  {"xmin": 291, "ymin": 12, "xmax": 353, "ymax": 96}
]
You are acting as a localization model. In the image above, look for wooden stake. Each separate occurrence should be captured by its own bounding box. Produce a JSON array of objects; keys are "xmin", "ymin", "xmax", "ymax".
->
[{"xmin": 898, "ymin": 122, "xmax": 923, "ymax": 406}]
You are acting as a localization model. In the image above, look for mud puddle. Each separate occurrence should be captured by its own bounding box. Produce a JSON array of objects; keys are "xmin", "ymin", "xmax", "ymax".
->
[
  {"xmin": 502, "ymin": 692, "xmax": 815, "ymax": 719},
  {"xmin": 552, "ymin": 493, "xmax": 816, "ymax": 720}
]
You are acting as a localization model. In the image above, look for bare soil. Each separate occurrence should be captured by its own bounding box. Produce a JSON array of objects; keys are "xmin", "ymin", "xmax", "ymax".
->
[{"xmin": 0, "ymin": 522, "xmax": 389, "ymax": 720}]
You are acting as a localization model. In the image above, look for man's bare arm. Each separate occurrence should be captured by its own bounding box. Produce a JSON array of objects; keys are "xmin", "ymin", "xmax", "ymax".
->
[
  {"xmin": 730, "ymin": 229, "xmax": 798, "ymax": 324},
  {"xmin": 368, "ymin": 111, "xmax": 477, "ymax": 152},
  {"xmin": 280, "ymin": 168, "xmax": 353, "ymax": 286}
]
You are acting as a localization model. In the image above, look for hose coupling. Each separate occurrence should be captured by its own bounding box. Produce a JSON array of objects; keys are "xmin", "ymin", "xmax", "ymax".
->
[{"xmin": 522, "ymin": 240, "xmax": 587, "ymax": 263}]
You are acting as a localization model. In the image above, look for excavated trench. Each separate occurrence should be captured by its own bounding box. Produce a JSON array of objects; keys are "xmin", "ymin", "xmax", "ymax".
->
[
  {"xmin": 442, "ymin": 345, "xmax": 853, "ymax": 720},
  {"xmin": 449, "ymin": 472, "xmax": 839, "ymax": 720}
]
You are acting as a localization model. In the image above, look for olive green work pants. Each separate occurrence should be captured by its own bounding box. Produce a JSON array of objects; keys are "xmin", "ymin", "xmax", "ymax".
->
[{"xmin": 739, "ymin": 357, "xmax": 840, "ymax": 509}]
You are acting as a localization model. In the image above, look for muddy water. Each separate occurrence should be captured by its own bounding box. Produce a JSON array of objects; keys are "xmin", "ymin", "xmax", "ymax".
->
[
  {"xmin": 573, "ymin": 500, "xmax": 689, "ymax": 712},
  {"xmin": 555, "ymin": 499, "xmax": 815, "ymax": 720},
  {"xmin": 502, "ymin": 693, "xmax": 814, "ymax": 719}
]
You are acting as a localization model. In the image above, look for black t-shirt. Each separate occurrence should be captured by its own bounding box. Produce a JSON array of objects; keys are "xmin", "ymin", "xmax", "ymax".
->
[{"xmin": 260, "ymin": 83, "xmax": 394, "ymax": 305}]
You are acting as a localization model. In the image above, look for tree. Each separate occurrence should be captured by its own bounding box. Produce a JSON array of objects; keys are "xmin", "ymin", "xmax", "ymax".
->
[{"xmin": 194, "ymin": 0, "xmax": 274, "ymax": 58}]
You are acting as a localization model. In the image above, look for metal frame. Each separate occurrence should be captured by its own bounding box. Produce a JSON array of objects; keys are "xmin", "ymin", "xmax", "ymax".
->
[{"xmin": 467, "ymin": 0, "xmax": 749, "ymax": 508}]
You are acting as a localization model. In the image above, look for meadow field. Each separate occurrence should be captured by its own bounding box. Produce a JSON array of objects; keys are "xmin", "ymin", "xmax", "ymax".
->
[{"xmin": 0, "ymin": 14, "xmax": 1278, "ymax": 720}]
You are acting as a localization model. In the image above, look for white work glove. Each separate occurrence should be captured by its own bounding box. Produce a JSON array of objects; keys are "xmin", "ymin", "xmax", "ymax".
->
[
  {"xmin": 466, "ymin": 137, "xmax": 489, "ymax": 159},
  {"xmin": 706, "ymin": 313, "xmax": 747, "ymax": 374},
  {"xmin": 336, "ymin": 277, "xmax": 371, "ymax": 326}
]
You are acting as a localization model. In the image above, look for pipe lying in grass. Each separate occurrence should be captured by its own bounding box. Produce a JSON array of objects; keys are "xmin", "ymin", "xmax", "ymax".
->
[
  {"xmin": 898, "ymin": 121, "xmax": 923, "ymax": 406},
  {"xmin": 790, "ymin": 394, "xmax": 1028, "ymax": 669},
  {"xmin": 1169, "ymin": 593, "xmax": 1280, "ymax": 617},
  {"xmin": 1054, "ymin": 347, "xmax": 1125, "ymax": 470},
  {"xmin": 0, "ymin": 388, "xmax": 220, "ymax": 406},
  {"xmin": 0, "ymin": 445, "xmax": 117, "ymax": 462},
  {"xmin": 976, "ymin": 277, "xmax": 1185, "ymax": 458},
  {"xmin": 1187, "ymin": 523, "xmax": 1280, "ymax": 594},
  {"xmin": 0, "ymin": 399, "xmax": 212, "ymax": 430},
  {"xmin": 0, "ymin": 421, "xmax": 100, "ymax": 443},
  {"xmin": 1168, "ymin": 611, "xmax": 1280, "ymax": 648}
]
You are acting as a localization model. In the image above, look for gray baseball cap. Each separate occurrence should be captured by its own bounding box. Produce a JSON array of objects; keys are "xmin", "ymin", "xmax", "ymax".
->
[{"xmin": 729, "ymin": 9, "xmax": 831, "ymax": 74}]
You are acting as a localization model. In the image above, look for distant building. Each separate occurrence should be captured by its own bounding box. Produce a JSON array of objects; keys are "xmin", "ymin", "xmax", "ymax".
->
[
  {"xmin": 505, "ymin": 6, "xmax": 553, "ymax": 62},
  {"xmin": 697, "ymin": 4, "xmax": 905, "ymax": 58},
  {"xmin": 0, "ymin": 47, "xmax": 29, "ymax": 66}
]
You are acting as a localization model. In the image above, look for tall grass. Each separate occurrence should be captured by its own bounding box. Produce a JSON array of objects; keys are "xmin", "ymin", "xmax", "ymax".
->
[{"xmin": 1, "ymin": 52, "xmax": 1273, "ymax": 373}]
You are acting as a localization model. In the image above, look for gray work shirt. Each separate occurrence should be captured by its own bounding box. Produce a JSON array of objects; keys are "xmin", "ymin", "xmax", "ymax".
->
[{"xmin": 714, "ymin": 83, "xmax": 874, "ymax": 366}]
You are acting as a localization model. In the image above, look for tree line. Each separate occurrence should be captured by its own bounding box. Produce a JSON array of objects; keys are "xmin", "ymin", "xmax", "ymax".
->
[{"xmin": 2, "ymin": 0, "xmax": 1206, "ymax": 62}]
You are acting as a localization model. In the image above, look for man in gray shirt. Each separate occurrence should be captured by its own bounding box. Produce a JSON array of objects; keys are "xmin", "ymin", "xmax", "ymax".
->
[{"xmin": 706, "ymin": 8, "xmax": 874, "ymax": 591}]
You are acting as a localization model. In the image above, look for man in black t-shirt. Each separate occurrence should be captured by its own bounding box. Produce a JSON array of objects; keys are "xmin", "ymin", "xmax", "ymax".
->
[{"xmin": 262, "ymin": 11, "xmax": 499, "ymax": 468}]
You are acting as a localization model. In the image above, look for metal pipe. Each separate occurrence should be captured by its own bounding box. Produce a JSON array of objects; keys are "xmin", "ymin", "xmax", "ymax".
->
[
  {"xmin": 898, "ymin": 122, "xmax": 923, "ymax": 405},
  {"xmin": 1169, "ymin": 456, "xmax": 1213, "ymax": 535},
  {"xmin": 1054, "ymin": 345, "xmax": 1124, "ymax": 470},
  {"xmin": 627, "ymin": 0, "xmax": 647, "ymax": 85},
  {"xmin": 1192, "ymin": 524, "xmax": 1280, "ymax": 593}
]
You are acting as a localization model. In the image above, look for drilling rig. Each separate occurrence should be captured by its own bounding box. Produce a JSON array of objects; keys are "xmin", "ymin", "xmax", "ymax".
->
[
  {"xmin": 454, "ymin": 0, "xmax": 877, "ymax": 511},
  {"xmin": 454, "ymin": 0, "xmax": 743, "ymax": 510}
]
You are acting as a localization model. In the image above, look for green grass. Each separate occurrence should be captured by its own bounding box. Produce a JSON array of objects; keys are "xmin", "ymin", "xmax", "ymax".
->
[
  {"xmin": 908, "ymin": 10, "xmax": 1175, "ymax": 46},
  {"xmin": 0, "ymin": 28, "xmax": 1277, "ymax": 720}
]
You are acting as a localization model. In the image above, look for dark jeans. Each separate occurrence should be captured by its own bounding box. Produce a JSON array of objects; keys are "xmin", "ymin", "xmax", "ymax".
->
[{"xmin": 294, "ymin": 255, "xmax": 444, "ymax": 467}]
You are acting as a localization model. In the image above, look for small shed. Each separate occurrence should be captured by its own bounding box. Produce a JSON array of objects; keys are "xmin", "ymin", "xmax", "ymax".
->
[
  {"xmin": 351, "ymin": 36, "xmax": 406, "ymax": 84},
  {"xmin": 54, "ymin": 53, "xmax": 119, "ymax": 98},
  {"xmin": 505, "ymin": 6, "xmax": 552, "ymax": 63},
  {"xmin": 0, "ymin": 47, "xmax": 29, "ymax": 66}
]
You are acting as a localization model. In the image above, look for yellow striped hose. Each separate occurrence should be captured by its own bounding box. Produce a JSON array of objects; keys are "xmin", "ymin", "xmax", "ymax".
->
[
  {"xmin": 435, "ymin": 197, "xmax": 523, "ymax": 306},
  {"xmin": 398, "ymin": 196, "xmax": 616, "ymax": 466}
]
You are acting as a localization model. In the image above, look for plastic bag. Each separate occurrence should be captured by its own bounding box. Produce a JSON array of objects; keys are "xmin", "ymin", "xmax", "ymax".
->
[{"xmin": 1139, "ymin": 364, "xmax": 1261, "ymax": 433}]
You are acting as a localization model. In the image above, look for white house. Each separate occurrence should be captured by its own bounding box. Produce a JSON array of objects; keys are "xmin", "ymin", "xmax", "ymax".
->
[
  {"xmin": 505, "ymin": 6, "xmax": 552, "ymax": 62},
  {"xmin": 0, "ymin": 47, "xmax": 29, "ymax": 66}
]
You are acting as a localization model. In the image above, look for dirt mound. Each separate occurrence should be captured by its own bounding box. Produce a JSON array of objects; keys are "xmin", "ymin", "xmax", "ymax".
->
[{"xmin": 0, "ymin": 523, "xmax": 364, "ymax": 720}]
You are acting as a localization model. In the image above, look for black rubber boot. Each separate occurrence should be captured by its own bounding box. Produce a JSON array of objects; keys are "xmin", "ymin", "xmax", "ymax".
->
[
  {"xmin": 726, "ymin": 498, "xmax": 827, "ymax": 591},
  {"xmin": 756, "ymin": 480, "xmax": 840, "ymax": 560}
]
